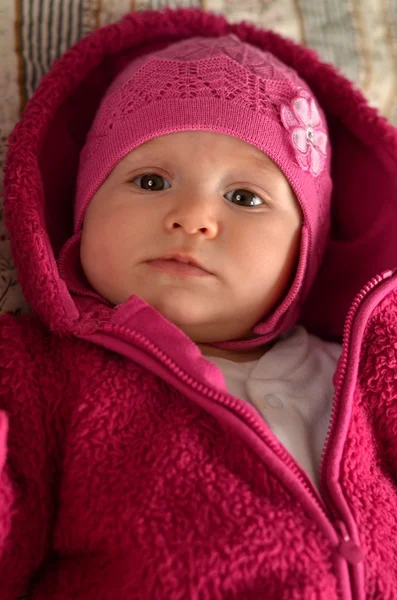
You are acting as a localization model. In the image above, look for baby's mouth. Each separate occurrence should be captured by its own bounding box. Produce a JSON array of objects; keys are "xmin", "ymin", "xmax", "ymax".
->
[{"xmin": 147, "ymin": 258, "xmax": 213, "ymax": 277}]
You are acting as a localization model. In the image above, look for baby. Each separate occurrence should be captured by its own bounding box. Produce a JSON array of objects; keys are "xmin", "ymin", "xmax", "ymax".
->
[
  {"xmin": 2, "ymin": 7, "xmax": 397, "ymax": 600},
  {"xmin": 66, "ymin": 33, "xmax": 338, "ymax": 488}
]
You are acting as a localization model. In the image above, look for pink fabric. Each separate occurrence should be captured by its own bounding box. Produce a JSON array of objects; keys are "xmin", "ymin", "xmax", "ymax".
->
[
  {"xmin": 72, "ymin": 34, "xmax": 332, "ymax": 350},
  {"xmin": 1, "ymin": 280, "xmax": 397, "ymax": 598},
  {"xmin": 2, "ymin": 6, "xmax": 397, "ymax": 599}
]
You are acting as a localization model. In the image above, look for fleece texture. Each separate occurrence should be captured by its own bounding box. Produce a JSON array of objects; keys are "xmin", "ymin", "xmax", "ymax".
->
[{"xmin": 2, "ymin": 7, "xmax": 397, "ymax": 599}]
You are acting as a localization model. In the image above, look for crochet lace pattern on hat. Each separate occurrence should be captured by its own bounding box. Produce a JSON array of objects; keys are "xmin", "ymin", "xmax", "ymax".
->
[{"xmin": 83, "ymin": 37, "xmax": 303, "ymax": 158}]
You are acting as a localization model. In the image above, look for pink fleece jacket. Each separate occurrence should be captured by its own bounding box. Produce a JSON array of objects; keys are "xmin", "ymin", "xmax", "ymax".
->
[{"xmin": 2, "ymin": 7, "xmax": 397, "ymax": 600}]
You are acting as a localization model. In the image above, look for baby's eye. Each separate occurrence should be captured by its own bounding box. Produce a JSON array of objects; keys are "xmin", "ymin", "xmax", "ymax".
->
[
  {"xmin": 132, "ymin": 173, "xmax": 171, "ymax": 191},
  {"xmin": 225, "ymin": 189, "xmax": 264, "ymax": 207}
]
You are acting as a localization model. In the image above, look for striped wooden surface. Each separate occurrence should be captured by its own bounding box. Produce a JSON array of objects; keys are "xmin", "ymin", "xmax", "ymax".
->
[{"xmin": 1, "ymin": 0, "xmax": 397, "ymax": 317}]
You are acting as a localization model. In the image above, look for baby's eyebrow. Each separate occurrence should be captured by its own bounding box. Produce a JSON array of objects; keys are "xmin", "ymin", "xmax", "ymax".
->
[
  {"xmin": 120, "ymin": 151, "xmax": 279, "ymax": 178},
  {"xmin": 243, "ymin": 155, "xmax": 280, "ymax": 174}
]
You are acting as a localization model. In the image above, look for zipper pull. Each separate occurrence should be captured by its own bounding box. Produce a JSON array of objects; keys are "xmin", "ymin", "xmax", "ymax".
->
[{"xmin": 334, "ymin": 520, "xmax": 364, "ymax": 565}]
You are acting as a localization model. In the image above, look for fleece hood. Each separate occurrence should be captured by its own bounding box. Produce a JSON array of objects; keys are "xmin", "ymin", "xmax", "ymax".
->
[{"xmin": 4, "ymin": 7, "xmax": 397, "ymax": 345}]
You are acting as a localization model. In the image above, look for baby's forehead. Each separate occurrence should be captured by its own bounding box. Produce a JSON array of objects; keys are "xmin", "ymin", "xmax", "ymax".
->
[{"xmin": 123, "ymin": 130, "xmax": 281, "ymax": 172}]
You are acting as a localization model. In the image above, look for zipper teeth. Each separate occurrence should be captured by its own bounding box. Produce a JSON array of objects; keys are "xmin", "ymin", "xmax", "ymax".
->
[
  {"xmin": 319, "ymin": 272, "xmax": 390, "ymax": 491},
  {"xmin": 68, "ymin": 284, "xmax": 113, "ymax": 304},
  {"xmin": 97, "ymin": 270, "xmax": 393, "ymax": 520},
  {"xmin": 102, "ymin": 323, "xmax": 326, "ymax": 514}
]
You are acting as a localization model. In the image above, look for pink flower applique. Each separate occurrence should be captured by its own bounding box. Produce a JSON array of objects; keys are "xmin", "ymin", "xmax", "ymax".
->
[{"xmin": 280, "ymin": 89, "xmax": 328, "ymax": 176}]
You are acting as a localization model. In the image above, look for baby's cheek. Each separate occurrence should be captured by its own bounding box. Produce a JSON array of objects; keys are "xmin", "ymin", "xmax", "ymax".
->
[{"xmin": 81, "ymin": 227, "xmax": 109, "ymax": 280}]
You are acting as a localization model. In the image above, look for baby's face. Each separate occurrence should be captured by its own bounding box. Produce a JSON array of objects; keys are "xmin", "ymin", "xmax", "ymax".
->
[{"xmin": 80, "ymin": 131, "xmax": 302, "ymax": 344}]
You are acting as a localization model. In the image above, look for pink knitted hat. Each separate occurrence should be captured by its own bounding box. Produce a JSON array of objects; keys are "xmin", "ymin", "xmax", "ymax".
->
[{"xmin": 70, "ymin": 34, "xmax": 333, "ymax": 349}]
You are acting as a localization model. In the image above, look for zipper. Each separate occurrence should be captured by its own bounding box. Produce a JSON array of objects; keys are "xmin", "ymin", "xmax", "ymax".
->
[
  {"xmin": 97, "ymin": 271, "xmax": 393, "ymax": 520},
  {"xmin": 315, "ymin": 269, "xmax": 395, "ymax": 600},
  {"xmin": 319, "ymin": 270, "xmax": 393, "ymax": 495},
  {"xmin": 79, "ymin": 268, "xmax": 396, "ymax": 599},
  {"xmin": 96, "ymin": 270, "xmax": 393, "ymax": 523},
  {"xmin": 334, "ymin": 520, "xmax": 364, "ymax": 565},
  {"xmin": 96, "ymin": 270, "xmax": 393, "ymax": 520},
  {"xmin": 98, "ymin": 321, "xmax": 330, "ymax": 518}
]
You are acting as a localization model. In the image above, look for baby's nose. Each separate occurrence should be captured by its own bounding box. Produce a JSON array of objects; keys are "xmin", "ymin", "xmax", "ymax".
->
[{"xmin": 164, "ymin": 196, "xmax": 219, "ymax": 238}]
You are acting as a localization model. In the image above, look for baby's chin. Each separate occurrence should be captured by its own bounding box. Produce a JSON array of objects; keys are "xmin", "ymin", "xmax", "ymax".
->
[
  {"xmin": 150, "ymin": 297, "xmax": 217, "ymax": 334},
  {"xmin": 149, "ymin": 301, "xmax": 259, "ymax": 345},
  {"xmin": 97, "ymin": 282, "xmax": 264, "ymax": 343}
]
